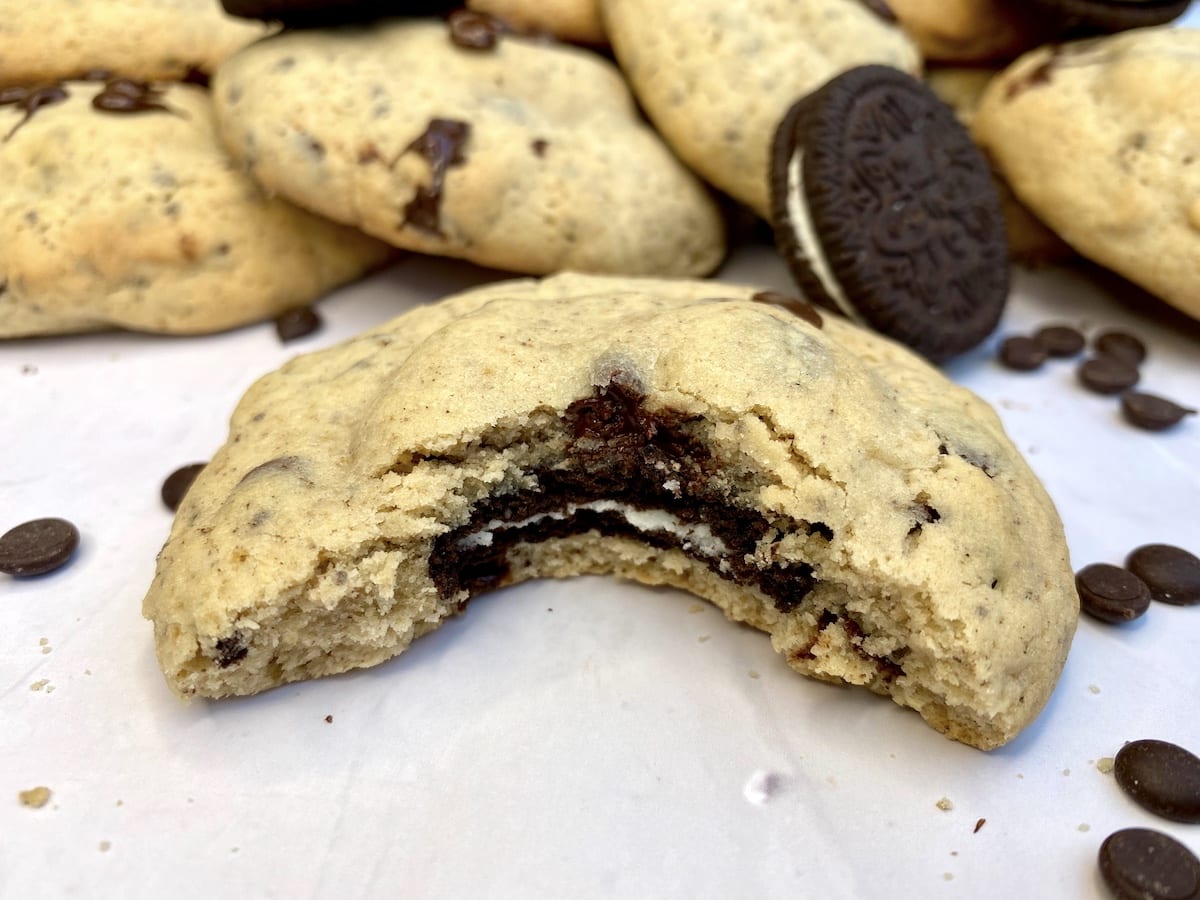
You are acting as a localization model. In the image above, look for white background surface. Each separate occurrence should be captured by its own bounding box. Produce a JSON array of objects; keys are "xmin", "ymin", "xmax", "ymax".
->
[{"xmin": 4, "ymin": 13, "xmax": 1200, "ymax": 900}]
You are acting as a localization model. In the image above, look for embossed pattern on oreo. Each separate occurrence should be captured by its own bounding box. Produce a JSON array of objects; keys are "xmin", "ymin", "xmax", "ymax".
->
[{"xmin": 773, "ymin": 65, "xmax": 1008, "ymax": 362}]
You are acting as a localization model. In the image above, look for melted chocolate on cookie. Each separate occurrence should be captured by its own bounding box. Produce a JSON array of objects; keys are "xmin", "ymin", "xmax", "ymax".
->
[{"xmin": 401, "ymin": 118, "xmax": 471, "ymax": 236}]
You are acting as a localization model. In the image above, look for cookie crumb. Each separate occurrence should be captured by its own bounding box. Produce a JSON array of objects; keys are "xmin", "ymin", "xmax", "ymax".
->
[
  {"xmin": 1078, "ymin": 823, "xmax": 1091, "ymax": 832},
  {"xmin": 743, "ymin": 770, "xmax": 782, "ymax": 805},
  {"xmin": 30, "ymin": 679, "xmax": 49, "ymax": 692},
  {"xmin": 99, "ymin": 841, "xmax": 111, "ymax": 852},
  {"xmin": 748, "ymin": 670, "xmax": 761, "ymax": 679},
  {"xmin": 943, "ymin": 873, "xmax": 954, "ymax": 881},
  {"xmin": 697, "ymin": 635, "xmax": 710, "ymax": 643},
  {"xmin": 974, "ymin": 818, "xmax": 986, "ymax": 833},
  {"xmin": 687, "ymin": 603, "xmax": 706, "ymax": 614},
  {"xmin": 41, "ymin": 646, "xmax": 52, "ymax": 655},
  {"xmin": 1062, "ymin": 768, "xmax": 1071, "ymax": 776},
  {"xmin": 84, "ymin": 669, "xmax": 92, "ymax": 676},
  {"xmin": 1097, "ymin": 757, "xmax": 1115, "ymax": 774},
  {"xmin": 46, "ymin": 685, "xmax": 55, "ymax": 693},
  {"xmin": 21, "ymin": 364, "xmax": 37, "ymax": 375},
  {"xmin": 39, "ymin": 637, "xmax": 49, "ymax": 646},
  {"xmin": 115, "ymin": 799, "xmax": 123, "ymax": 807},
  {"xmin": 324, "ymin": 715, "xmax": 333, "ymax": 724},
  {"xmin": 1089, "ymin": 684, "xmax": 1101, "ymax": 694},
  {"xmin": 936, "ymin": 797, "xmax": 954, "ymax": 811},
  {"xmin": 18, "ymin": 787, "xmax": 51, "ymax": 808}
]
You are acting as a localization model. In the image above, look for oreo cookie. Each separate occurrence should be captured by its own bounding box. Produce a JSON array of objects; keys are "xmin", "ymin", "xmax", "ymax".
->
[
  {"xmin": 1019, "ymin": 0, "xmax": 1192, "ymax": 34},
  {"xmin": 220, "ymin": 0, "xmax": 459, "ymax": 28},
  {"xmin": 770, "ymin": 66, "xmax": 1009, "ymax": 363}
]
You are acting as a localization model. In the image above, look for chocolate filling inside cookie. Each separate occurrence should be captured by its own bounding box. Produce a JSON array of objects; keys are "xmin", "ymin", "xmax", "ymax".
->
[{"xmin": 429, "ymin": 381, "xmax": 825, "ymax": 612}]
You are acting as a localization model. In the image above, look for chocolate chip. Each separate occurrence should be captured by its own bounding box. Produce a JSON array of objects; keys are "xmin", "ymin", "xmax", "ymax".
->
[
  {"xmin": 1033, "ymin": 323, "xmax": 1085, "ymax": 358},
  {"xmin": 2, "ymin": 84, "xmax": 70, "ymax": 142},
  {"xmin": 1098, "ymin": 828, "xmax": 1200, "ymax": 900},
  {"xmin": 161, "ymin": 463, "xmax": 206, "ymax": 512},
  {"xmin": 1078, "ymin": 355, "xmax": 1139, "ymax": 394},
  {"xmin": 751, "ymin": 290, "xmax": 823, "ymax": 329},
  {"xmin": 92, "ymin": 79, "xmax": 171, "ymax": 115},
  {"xmin": 858, "ymin": 0, "xmax": 897, "ymax": 22},
  {"xmin": 274, "ymin": 306, "xmax": 322, "ymax": 343},
  {"xmin": 448, "ymin": 9, "xmax": 503, "ymax": 49},
  {"xmin": 181, "ymin": 66, "xmax": 211, "ymax": 89},
  {"xmin": 1075, "ymin": 563, "xmax": 1151, "ymax": 624},
  {"xmin": 1126, "ymin": 544, "xmax": 1200, "ymax": 607},
  {"xmin": 1121, "ymin": 392, "xmax": 1196, "ymax": 431},
  {"xmin": 214, "ymin": 636, "xmax": 248, "ymax": 667},
  {"xmin": 401, "ymin": 118, "xmax": 471, "ymax": 236},
  {"xmin": 999, "ymin": 335, "xmax": 1047, "ymax": 371},
  {"xmin": 1115, "ymin": 740, "xmax": 1200, "ymax": 824},
  {"xmin": 531, "ymin": 138, "xmax": 549, "ymax": 158},
  {"xmin": 0, "ymin": 518, "xmax": 80, "ymax": 577},
  {"xmin": 1095, "ymin": 330, "xmax": 1147, "ymax": 366}
]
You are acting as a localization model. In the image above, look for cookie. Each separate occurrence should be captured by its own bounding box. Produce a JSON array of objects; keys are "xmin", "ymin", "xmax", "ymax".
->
[
  {"xmin": 141, "ymin": 273, "xmax": 1078, "ymax": 751},
  {"xmin": 770, "ymin": 66, "xmax": 1009, "ymax": 362},
  {"xmin": 0, "ymin": 1, "xmax": 273, "ymax": 88},
  {"xmin": 601, "ymin": 0, "xmax": 921, "ymax": 218},
  {"xmin": 973, "ymin": 29, "xmax": 1200, "ymax": 322},
  {"xmin": 466, "ymin": 0, "xmax": 606, "ymax": 43},
  {"xmin": 1020, "ymin": 0, "xmax": 1193, "ymax": 33},
  {"xmin": 889, "ymin": 0, "xmax": 1048, "ymax": 63},
  {"xmin": 212, "ymin": 20, "xmax": 724, "ymax": 278},
  {"xmin": 0, "ymin": 80, "xmax": 391, "ymax": 338},
  {"xmin": 221, "ymin": 0, "xmax": 459, "ymax": 27},
  {"xmin": 925, "ymin": 66, "xmax": 1076, "ymax": 266}
]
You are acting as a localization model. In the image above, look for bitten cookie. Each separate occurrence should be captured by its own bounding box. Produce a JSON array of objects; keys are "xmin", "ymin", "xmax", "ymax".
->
[
  {"xmin": 212, "ymin": 20, "xmax": 725, "ymax": 277},
  {"xmin": 142, "ymin": 273, "xmax": 1078, "ymax": 750},
  {"xmin": 466, "ymin": 0, "xmax": 605, "ymax": 43},
  {"xmin": 0, "ymin": 0, "xmax": 273, "ymax": 87},
  {"xmin": 973, "ymin": 29, "xmax": 1200, "ymax": 320},
  {"xmin": 925, "ymin": 67, "xmax": 1076, "ymax": 266},
  {"xmin": 0, "ymin": 80, "xmax": 391, "ymax": 338},
  {"xmin": 889, "ymin": 0, "xmax": 1047, "ymax": 62},
  {"xmin": 601, "ymin": 0, "xmax": 921, "ymax": 217}
]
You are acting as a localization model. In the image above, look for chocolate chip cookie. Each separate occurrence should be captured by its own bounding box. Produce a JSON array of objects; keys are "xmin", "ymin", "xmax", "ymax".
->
[
  {"xmin": 142, "ymin": 273, "xmax": 1077, "ymax": 750},
  {"xmin": 212, "ymin": 20, "xmax": 725, "ymax": 277},
  {"xmin": 0, "ymin": 80, "xmax": 391, "ymax": 337}
]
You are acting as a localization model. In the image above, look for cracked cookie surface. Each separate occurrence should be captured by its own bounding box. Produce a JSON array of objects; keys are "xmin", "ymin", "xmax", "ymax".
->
[{"xmin": 142, "ymin": 273, "xmax": 1077, "ymax": 749}]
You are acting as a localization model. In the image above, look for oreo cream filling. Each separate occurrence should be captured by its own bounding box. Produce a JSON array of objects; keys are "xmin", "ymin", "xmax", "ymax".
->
[{"xmin": 785, "ymin": 150, "xmax": 862, "ymax": 324}]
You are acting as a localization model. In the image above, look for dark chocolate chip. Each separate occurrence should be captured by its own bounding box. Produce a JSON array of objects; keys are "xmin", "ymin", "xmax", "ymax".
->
[
  {"xmin": 274, "ymin": 306, "xmax": 322, "ymax": 343},
  {"xmin": 1095, "ymin": 329, "xmax": 1147, "ymax": 366},
  {"xmin": 751, "ymin": 290, "xmax": 824, "ymax": 329},
  {"xmin": 2, "ymin": 84, "xmax": 69, "ymax": 142},
  {"xmin": 769, "ymin": 66, "xmax": 1008, "ymax": 362},
  {"xmin": 531, "ymin": 138, "xmax": 549, "ymax": 158},
  {"xmin": 181, "ymin": 66, "xmax": 211, "ymax": 89},
  {"xmin": 1121, "ymin": 392, "xmax": 1196, "ymax": 432},
  {"xmin": 0, "ymin": 518, "xmax": 80, "ymax": 577},
  {"xmin": 1126, "ymin": 544, "xmax": 1200, "ymax": 607},
  {"xmin": 448, "ymin": 9, "xmax": 503, "ymax": 50},
  {"xmin": 161, "ymin": 463, "xmax": 206, "ymax": 512},
  {"xmin": 401, "ymin": 118, "xmax": 471, "ymax": 236},
  {"xmin": 220, "ymin": 0, "xmax": 460, "ymax": 27},
  {"xmin": 1115, "ymin": 740, "xmax": 1200, "ymax": 824},
  {"xmin": 1078, "ymin": 355, "xmax": 1139, "ymax": 394},
  {"xmin": 214, "ymin": 636, "xmax": 248, "ymax": 667},
  {"xmin": 1034, "ymin": 323, "xmax": 1085, "ymax": 358},
  {"xmin": 1024, "ymin": 0, "xmax": 1192, "ymax": 35},
  {"xmin": 1075, "ymin": 563, "xmax": 1151, "ymax": 624},
  {"xmin": 999, "ymin": 335, "xmax": 1047, "ymax": 371},
  {"xmin": 1098, "ymin": 828, "xmax": 1200, "ymax": 900},
  {"xmin": 80, "ymin": 68, "xmax": 114, "ymax": 82},
  {"xmin": 858, "ymin": 0, "xmax": 898, "ymax": 23},
  {"xmin": 92, "ymin": 79, "xmax": 171, "ymax": 115}
]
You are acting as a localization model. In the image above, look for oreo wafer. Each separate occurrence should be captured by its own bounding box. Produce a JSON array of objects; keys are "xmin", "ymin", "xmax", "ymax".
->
[
  {"xmin": 770, "ymin": 66, "xmax": 1009, "ymax": 363},
  {"xmin": 1020, "ymin": 0, "xmax": 1192, "ymax": 34}
]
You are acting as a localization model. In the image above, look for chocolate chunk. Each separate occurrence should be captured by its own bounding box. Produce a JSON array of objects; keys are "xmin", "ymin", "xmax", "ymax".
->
[
  {"xmin": 1126, "ymin": 544, "xmax": 1200, "ymax": 607},
  {"xmin": 1034, "ymin": 323, "xmax": 1085, "ymax": 358},
  {"xmin": 1023, "ymin": 0, "xmax": 1192, "ymax": 35},
  {"xmin": 531, "ymin": 138, "xmax": 549, "ymax": 158},
  {"xmin": 770, "ymin": 66, "xmax": 1008, "ymax": 363},
  {"xmin": 998, "ymin": 335, "xmax": 1047, "ymax": 371},
  {"xmin": 274, "ymin": 306, "xmax": 322, "ymax": 343},
  {"xmin": 181, "ymin": 66, "xmax": 211, "ymax": 89},
  {"xmin": 214, "ymin": 636, "xmax": 248, "ymax": 667},
  {"xmin": 1078, "ymin": 355, "xmax": 1139, "ymax": 394},
  {"xmin": 92, "ymin": 79, "xmax": 171, "ymax": 115},
  {"xmin": 161, "ymin": 463, "xmax": 206, "ymax": 512},
  {"xmin": 448, "ymin": 9, "xmax": 503, "ymax": 50},
  {"xmin": 401, "ymin": 118, "xmax": 471, "ymax": 236},
  {"xmin": 0, "ymin": 518, "xmax": 80, "ymax": 577},
  {"xmin": 2, "ymin": 84, "xmax": 69, "ymax": 142},
  {"xmin": 1095, "ymin": 329, "xmax": 1147, "ymax": 366},
  {"xmin": 1075, "ymin": 563, "xmax": 1151, "ymax": 624},
  {"xmin": 1098, "ymin": 828, "xmax": 1200, "ymax": 900},
  {"xmin": 1115, "ymin": 740, "xmax": 1200, "ymax": 824},
  {"xmin": 751, "ymin": 290, "xmax": 824, "ymax": 329},
  {"xmin": 858, "ymin": 0, "xmax": 897, "ymax": 23},
  {"xmin": 220, "ymin": 0, "xmax": 460, "ymax": 27},
  {"xmin": 1121, "ymin": 392, "xmax": 1196, "ymax": 432}
]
